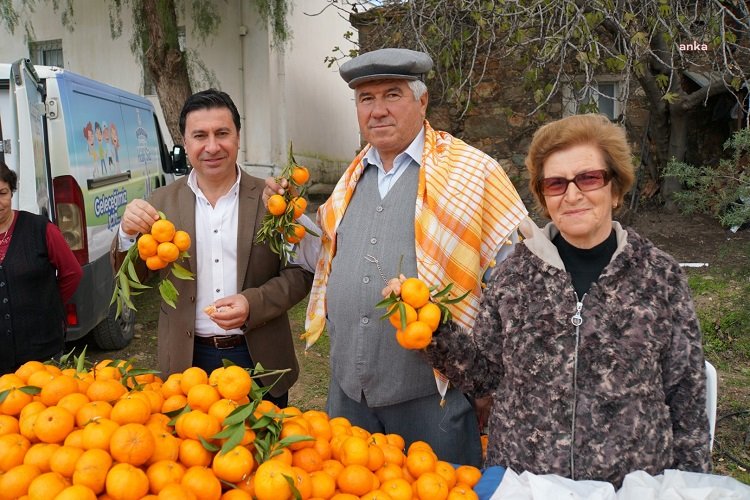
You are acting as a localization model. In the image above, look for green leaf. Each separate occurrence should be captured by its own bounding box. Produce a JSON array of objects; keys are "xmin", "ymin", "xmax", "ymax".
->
[
  {"xmin": 199, "ymin": 435, "xmax": 220, "ymax": 452},
  {"xmin": 76, "ymin": 345, "xmax": 88, "ymax": 373},
  {"xmin": 166, "ymin": 404, "xmax": 192, "ymax": 426},
  {"xmin": 276, "ymin": 435, "xmax": 316, "ymax": 448},
  {"xmin": 223, "ymin": 403, "xmax": 256, "ymax": 427},
  {"xmin": 127, "ymin": 279, "xmax": 151, "ymax": 290},
  {"xmin": 284, "ymin": 473, "xmax": 302, "ymax": 500},
  {"xmin": 375, "ymin": 293, "xmax": 399, "ymax": 310},
  {"xmin": 631, "ymin": 31, "xmax": 647, "ymax": 47},
  {"xmin": 124, "ymin": 368, "xmax": 160, "ymax": 377},
  {"xmin": 440, "ymin": 289, "xmax": 471, "ymax": 305},
  {"xmin": 398, "ymin": 302, "xmax": 407, "ymax": 331},
  {"xmin": 0, "ymin": 389, "xmax": 8, "ymax": 404},
  {"xmin": 118, "ymin": 288, "xmax": 136, "ymax": 311},
  {"xmin": 20, "ymin": 386, "xmax": 41, "ymax": 395},
  {"xmin": 217, "ymin": 423, "xmax": 246, "ymax": 455},
  {"xmin": 655, "ymin": 74, "xmax": 669, "ymax": 89},
  {"xmin": 212, "ymin": 422, "xmax": 245, "ymax": 440},
  {"xmin": 251, "ymin": 415, "xmax": 276, "ymax": 430},
  {"xmin": 159, "ymin": 279, "xmax": 179, "ymax": 308},
  {"xmin": 126, "ymin": 259, "xmax": 139, "ymax": 283},
  {"xmin": 171, "ymin": 263, "xmax": 195, "ymax": 280},
  {"xmin": 432, "ymin": 283, "xmax": 455, "ymax": 299}
]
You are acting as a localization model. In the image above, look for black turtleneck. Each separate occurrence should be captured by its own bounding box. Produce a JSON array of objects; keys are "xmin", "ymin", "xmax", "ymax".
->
[{"xmin": 552, "ymin": 229, "xmax": 617, "ymax": 298}]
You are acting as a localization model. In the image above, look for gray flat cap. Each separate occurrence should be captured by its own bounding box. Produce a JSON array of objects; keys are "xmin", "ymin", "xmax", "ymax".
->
[{"xmin": 340, "ymin": 48, "xmax": 433, "ymax": 89}]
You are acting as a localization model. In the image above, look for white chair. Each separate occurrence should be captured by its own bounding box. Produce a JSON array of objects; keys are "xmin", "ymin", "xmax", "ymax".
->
[{"xmin": 705, "ymin": 360, "xmax": 718, "ymax": 451}]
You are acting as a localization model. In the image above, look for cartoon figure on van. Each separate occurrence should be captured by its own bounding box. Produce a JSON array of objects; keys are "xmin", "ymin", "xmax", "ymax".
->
[
  {"xmin": 83, "ymin": 121, "xmax": 98, "ymax": 178},
  {"xmin": 135, "ymin": 111, "xmax": 152, "ymax": 197},
  {"xmin": 95, "ymin": 121, "xmax": 107, "ymax": 176},
  {"xmin": 103, "ymin": 122, "xmax": 115, "ymax": 173},
  {"xmin": 109, "ymin": 122, "xmax": 121, "ymax": 172}
]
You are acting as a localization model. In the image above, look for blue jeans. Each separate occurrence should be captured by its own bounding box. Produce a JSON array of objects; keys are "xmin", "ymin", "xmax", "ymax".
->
[{"xmin": 192, "ymin": 342, "xmax": 288, "ymax": 408}]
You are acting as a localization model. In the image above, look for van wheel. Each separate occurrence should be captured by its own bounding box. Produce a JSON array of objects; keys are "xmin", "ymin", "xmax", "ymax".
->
[{"xmin": 91, "ymin": 303, "xmax": 135, "ymax": 350}]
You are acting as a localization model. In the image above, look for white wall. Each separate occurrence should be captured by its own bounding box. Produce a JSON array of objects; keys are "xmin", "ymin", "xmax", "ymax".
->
[
  {"xmin": 0, "ymin": 0, "xmax": 359, "ymax": 176},
  {"xmin": 284, "ymin": 1, "xmax": 362, "ymax": 172},
  {"xmin": 2, "ymin": 3, "xmax": 142, "ymax": 94}
]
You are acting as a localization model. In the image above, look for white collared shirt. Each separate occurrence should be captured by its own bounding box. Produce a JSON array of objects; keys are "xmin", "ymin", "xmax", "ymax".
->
[
  {"xmin": 363, "ymin": 126, "xmax": 425, "ymax": 198},
  {"xmin": 187, "ymin": 167, "xmax": 242, "ymax": 336},
  {"xmin": 118, "ymin": 167, "xmax": 243, "ymax": 336}
]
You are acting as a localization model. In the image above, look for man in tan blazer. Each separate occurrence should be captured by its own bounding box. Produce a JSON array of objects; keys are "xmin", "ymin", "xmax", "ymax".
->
[{"xmin": 112, "ymin": 89, "xmax": 312, "ymax": 407}]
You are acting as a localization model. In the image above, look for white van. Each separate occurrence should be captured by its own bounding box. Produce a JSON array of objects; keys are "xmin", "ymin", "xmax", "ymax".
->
[{"xmin": 0, "ymin": 58, "xmax": 185, "ymax": 350}]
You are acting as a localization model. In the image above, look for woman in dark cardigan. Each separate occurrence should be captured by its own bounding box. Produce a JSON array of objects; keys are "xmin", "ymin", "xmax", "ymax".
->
[{"xmin": 395, "ymin": 114, "xmax": 711, "ymax": 486}]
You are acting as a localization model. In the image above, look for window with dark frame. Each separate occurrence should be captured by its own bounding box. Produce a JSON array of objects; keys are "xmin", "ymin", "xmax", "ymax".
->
[{"xmin": 29, "ymin": 39, "xmax": 64, "ymax": 68}]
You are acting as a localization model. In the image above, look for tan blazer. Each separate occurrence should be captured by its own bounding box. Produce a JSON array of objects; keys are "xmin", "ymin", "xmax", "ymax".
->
[{"xmin": 111, "ymin": 171, "xmax": 313, "ymax": 396}]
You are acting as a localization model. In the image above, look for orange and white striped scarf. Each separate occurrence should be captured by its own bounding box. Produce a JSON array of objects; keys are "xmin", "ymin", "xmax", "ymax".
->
[{"xmin": 302, "ymin": 121, "xmax": 527, "ymax": 347}]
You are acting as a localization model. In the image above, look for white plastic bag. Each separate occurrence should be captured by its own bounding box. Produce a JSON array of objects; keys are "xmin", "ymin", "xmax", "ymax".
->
[
  {"xmin": 489, "ymin": 468, "xmax": 617, "ymax": 500},
  {"xmin": 617, "ymin": 469, "xmax": 750, "ymax": 500}
]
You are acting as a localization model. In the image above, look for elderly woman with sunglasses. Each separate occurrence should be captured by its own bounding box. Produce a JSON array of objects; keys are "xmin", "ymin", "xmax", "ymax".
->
[{"xmin": 420, "ymin": 114, "xmax": 711, "ymax": 486}]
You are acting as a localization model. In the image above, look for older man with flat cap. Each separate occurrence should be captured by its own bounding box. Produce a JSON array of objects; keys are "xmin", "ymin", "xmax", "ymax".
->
[{"xmin": 265, "ymin": 48, "xmax": 527, "ymax": 466}]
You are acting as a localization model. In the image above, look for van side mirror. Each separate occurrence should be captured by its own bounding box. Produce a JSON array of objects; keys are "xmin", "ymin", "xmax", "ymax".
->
[{"xmin": 170, "ymin": 145, "xmax": 188, "ymax": 175}]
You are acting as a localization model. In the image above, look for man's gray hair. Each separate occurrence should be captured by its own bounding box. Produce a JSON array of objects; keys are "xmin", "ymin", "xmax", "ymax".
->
[
  {"xmin": 407, "ymin": 80, "xmax": 428, "ymax": 100},
  {"xmin": 354, "ymin": 79, "xmax": 428, "ymax": 102}
]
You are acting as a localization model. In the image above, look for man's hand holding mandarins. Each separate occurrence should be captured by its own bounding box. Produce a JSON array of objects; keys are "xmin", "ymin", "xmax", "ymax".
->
[
  {"xmin": 262, "ymin": 177, "xmax": 298, "ymax": 208},
  {"xmin": 121, "ymin": 199, "xmax": 160, "ymax": 236},
  {"xmin": 206, "ymin": 294, "xmax": 250, "ymax": 330},
  {"xmin": 381, "ymin": 274, "xmax": 407, "ymax": 298}
]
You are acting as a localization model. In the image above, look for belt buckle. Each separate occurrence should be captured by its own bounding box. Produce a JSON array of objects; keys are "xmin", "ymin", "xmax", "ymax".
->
[{"xmin": 213, "ymin": 335, "xmax": 234, "ymax": 350}]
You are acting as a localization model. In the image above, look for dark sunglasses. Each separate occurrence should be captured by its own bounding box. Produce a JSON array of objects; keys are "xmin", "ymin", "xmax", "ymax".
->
[{"xmin": 539, "ymin": 169, "xmax": 612, "ymax": 196}]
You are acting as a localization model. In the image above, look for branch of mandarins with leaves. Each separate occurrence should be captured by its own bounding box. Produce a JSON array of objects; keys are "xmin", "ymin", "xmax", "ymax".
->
[
  {"xmin": 376, "ymin": 277, "xmax": 470, "ymax": 350},
  {"xmin": 111, "ymin": 211, "xmax": 196, "ymax": 318},
  {"xmin": 255, "ymin": 143, "xmax": 319, "ymax": 266}
]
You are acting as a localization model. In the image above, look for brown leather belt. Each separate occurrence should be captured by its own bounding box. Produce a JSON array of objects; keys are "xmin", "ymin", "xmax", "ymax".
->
[{"xmin": 194, "ymin": 335, "xmax": 245, "ymax": 350}]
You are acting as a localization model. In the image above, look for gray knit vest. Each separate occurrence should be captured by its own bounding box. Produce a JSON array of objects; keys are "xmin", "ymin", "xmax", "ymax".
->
[{"xmin": 326, "ymin": 164, "xmax": 438, "ymax": 407}]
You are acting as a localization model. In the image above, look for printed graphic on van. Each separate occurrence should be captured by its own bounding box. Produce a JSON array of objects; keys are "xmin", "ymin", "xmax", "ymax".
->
[{"xmin": 63, "ymin": 86, "xmax": 161, "ymax": 232}]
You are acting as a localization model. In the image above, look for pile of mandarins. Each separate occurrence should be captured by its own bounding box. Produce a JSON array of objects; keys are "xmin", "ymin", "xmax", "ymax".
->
[{"xmin": 0, "ymin": 359, "xmax": 483, "ymax": 500}]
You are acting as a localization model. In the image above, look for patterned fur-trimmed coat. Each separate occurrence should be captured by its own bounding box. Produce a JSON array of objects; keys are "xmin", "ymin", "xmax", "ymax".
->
[{"xmin": 423, "ymin": 220, "xmax": 711, "ymax": 486}]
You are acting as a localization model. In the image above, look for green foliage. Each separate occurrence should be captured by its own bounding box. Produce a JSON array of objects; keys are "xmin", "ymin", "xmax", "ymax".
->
[
  {"xmin": 665, "ymin": 128, "xmax": 750, "ymax": 229},
  {"xmin": 255, "ymin": 0, "xmax": 292, "ymax": 47},
  {"xmin": 688, "ymin": 267, "xmax": 750, "ymax": 362}
]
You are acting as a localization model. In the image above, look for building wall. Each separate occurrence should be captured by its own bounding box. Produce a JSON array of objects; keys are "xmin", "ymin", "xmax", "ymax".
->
[{"xmin": 0, "ymin": 0, "xmax": 359, "ymax": 179}]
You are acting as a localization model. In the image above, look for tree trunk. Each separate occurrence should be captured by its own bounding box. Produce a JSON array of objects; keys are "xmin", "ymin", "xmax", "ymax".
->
[
  {"xmin": 661, "ymin": 104, "xmax": 690, "ymax": 210},
  {"xmin": 140, "ymin": 0, "xmax": 192, "ymax": 145}
]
